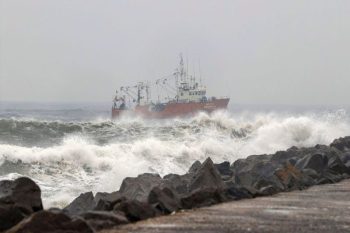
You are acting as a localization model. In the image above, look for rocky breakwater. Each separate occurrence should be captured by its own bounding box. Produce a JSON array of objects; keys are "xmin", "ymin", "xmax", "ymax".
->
[{"xmin": 1, "ymin": 136, "xmax": 350, "ymax": 232}]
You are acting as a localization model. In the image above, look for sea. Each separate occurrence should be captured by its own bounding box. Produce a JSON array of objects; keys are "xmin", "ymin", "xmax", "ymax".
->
[{"xmin": 0, "ymin": 101, "xmax": 349, "ymax": 208}]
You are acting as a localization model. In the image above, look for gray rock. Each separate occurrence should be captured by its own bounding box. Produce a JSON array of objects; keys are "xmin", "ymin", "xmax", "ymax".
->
[
  {"xmin": 80, "ymin": 210, "xmax": 129, "ymax": 231},
  {"xmin": 295, "ymin": 153, "xmax": 328, "ymax": 174},
  {"xmin": 113, "ymin": 199, "xmax": 157, "ymax": 222},
  {"xmin": 188, "ymin": 157, "xmax": 225, "ymax": 193},
  {"xmin": 0, "ymin": 204, "xmax": 30, "ymax": 232},
  {"xmin": 0, "ymin": 177, "xmax": 43, "ymax": 232},
  {"xmin": 233, "ymin": 159, "xmax": 284, "ymax": 192},
  {"xmin": 188, "ymin": 160, "xmax": 201, "ymax": 173},
  {"xmin": 214, "ymin": 161, "xmax": 233, "ymax": 178},
  {"xmin": 93, "ymin": 191, "xmax": 124, "ymax": 211},
  {"xmin": 63, "ymin": 192, "xmax": 95, "ymax": 216},
  {"xmin": 258, "ymin": 185, "xmax": 280, "ymax": 196},
  {"xmin": 339, "ymin": 152, "xmax": 350, "ymax": 166},
  {"xmin": 162, "ymin": 174, "xmax": 190, "ymax": 195},
  {"xmin": 0, "ymin": 177, "xmax": 43, "ymax": 212},
  {"xmin": 181, "ymin": 187, "xmax": 227, "ymax": 209},
  {"xmin": 119, "ymin": 173, "xmax": 162, "ymax": 202},
  {"xmin": 224, "ymin": 182, "xmax": 253, "ymax": 200},
  {"xmin": 6, "ymin": 210, "xmax": 93, "ymax": 233},
  {"xmin": 327, "ymin": 154, "xmax": 349, "ymax": 175},
  {"xmin": 330, "ymin": 136, "xmax": 350, "ymax": 152},
  {"xmin": 274, "ymin": 162, "xmax": 315, "ymax": 190},
  {"xmin": 148, "ymin": 186, "xmax": 181, "ymax": 214}
]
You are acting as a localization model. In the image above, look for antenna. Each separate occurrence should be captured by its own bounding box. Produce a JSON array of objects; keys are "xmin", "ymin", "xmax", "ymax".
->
[
  {"xmin": 186, "ymin": 54, "xmax": 189, "ymax": 82},
  {"xmin": 198, "ymin": 59, "xmax": 202, "ymax": 85},
  {"xmin": 192, "ymin": 60, "xmax": 196, "ymax": 88}
]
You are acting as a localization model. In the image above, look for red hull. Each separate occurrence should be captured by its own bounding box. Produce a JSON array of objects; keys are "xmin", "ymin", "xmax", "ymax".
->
[{"xmin": 112, "ymin": 98, "xmax": 230, "ymax": 119}]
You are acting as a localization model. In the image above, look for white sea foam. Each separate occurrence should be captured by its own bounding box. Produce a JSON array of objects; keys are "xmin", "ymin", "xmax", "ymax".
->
[{"xmin": 0, "ymin": 110, "xmax": 349, "ymax": 207}]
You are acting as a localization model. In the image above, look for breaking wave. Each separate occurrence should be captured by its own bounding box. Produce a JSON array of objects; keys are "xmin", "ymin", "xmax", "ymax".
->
[{"xmin": 0, "ymin": 110, "xmax": 349, "ymax": 207}]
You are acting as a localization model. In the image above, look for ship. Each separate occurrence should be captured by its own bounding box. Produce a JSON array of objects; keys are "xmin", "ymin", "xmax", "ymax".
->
[{"xmin": 112, "ymin": 55, "xmax": 230, "ymax": 119}]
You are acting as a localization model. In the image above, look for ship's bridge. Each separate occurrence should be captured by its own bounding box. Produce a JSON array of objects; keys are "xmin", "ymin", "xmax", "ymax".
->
[{"xmin": 178, "ymin": 85, "xmax": 207, "ymax": 103}]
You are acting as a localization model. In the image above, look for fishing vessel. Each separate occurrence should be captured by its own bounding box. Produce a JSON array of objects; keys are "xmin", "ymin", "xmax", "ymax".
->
[{"xmin": 112, "ymin": 55, "xmax": 230, "ymax": 119}]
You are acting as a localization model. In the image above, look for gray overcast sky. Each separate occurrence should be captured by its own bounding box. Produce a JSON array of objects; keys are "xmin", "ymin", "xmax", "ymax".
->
[{"xmin": 0, "ymin": 0, "xmax": 349, "ymax": 105}]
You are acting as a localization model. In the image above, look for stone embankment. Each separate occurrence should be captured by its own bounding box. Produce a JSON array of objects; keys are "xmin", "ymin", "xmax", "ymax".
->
[
  {"xmin": 103, "ymin": 179, "xmax": 350, "ymax": 233},
  {"xmin": 1, "ymin": 136, "xmax": 350, "ymax": 232}
]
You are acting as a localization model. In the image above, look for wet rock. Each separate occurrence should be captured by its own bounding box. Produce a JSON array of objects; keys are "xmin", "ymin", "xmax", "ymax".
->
[
  {"xmin": 215, "ymin": 161, "xmax": 233, "ymax": 178},
  {"xmin": 330, "ymin": 136, "xmax": 350, "ymax": 152},
  {"xmin": 224, "ymin": 182, "xmax": 253, "ymax": 200},
  {"xmin": 253, "ymin": 176, "xmax": 284, "ymax": 195},
  {"xmin": 340, "ymin": 152, "xmax": 350, "ymax": 168},
  {"xmin": 93, "ymin": 191, "xmax": 124, "ymax": 211},
  {"xmin": 258, "ymin": 185, "xmax": 281, "ymax": 196},
  {"xmin": 189, "ymin": 158, "xmax": 226, "ymax": 193},
  {"xmin": 302, "ymin": 168, "xmax": 321, "ymax": 179},
  {"xmin": 113, "ymin": 199, "xmax": 157, "ymax": 222},
  {"xmin": 188, "ymin": 160, "xmax": 201, "ymax": 173},
  {"xmin": 274, "ymin": 162, "xmax": 314, "ymax": 190},
  {"xmin": 162, "ymin": 174, "xmax": 190, "ymax": 195},
  {"xmin": 80, "ymin": 210, "xmax": 129, "ymax": 231},
  {"xmin": 317, "ymin": 171, "xmax": 343, "ymax": 184},
  {"xmin": 0, "ymin": 177, "xmax": 43, "ymax": 232},
  {"xmin": 295, "ymin": 153, "xmax": 328, "ymax": 174},
  {"xmin": 0, "ymin": 177, "xmax": 43, "ymax": 212},
  {"xmin": 148, "ymin": 186, "xmax": 181, "ymax": 214},
  {"xmin": 181, "ymin": 187, "xmax": 227, "ymax": 209},
  {"xmin": 6, "ymin": 210, "xmax": 93, "ymax": 233},
  {"xmin": 0, "ymin": 204, "xmax": 30, "ymax": 232},
  {"xmin": 271, "ymin": 150, "xmax": 299, "ymax": 164},
  {"xmin": 327, "ymin": 154, "xmax": 350, "ymax": 175},
  {"xmin": 63, "ymin": 192, "xmax": 95, "ymax": 216},
  {"xmin": 119, "ymin": 173, "xmax": 162, "ymax": 202},
  {"xmin": 233, "ymin": 158, "xmax": 284, "ymax": 192}
]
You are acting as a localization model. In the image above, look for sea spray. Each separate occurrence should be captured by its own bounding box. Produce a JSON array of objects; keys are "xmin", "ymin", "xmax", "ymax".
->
[{"xmin": 0, "ymin": 110, "xmax": 349, "ymax": 207}]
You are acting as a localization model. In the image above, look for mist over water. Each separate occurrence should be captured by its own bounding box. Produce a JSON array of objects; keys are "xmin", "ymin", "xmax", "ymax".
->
[{"xmin": 0, "ymin": 102, "xmax": 349, "ymax": 208}]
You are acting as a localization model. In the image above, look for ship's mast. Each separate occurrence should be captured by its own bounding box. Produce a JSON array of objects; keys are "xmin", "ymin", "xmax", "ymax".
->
[
  {"xmin": 137, "ymin": 84, "xmax": 141, "ymax": 105},
  {"xmin": 179, "ymin": 54, "xmax": 186, "ymax": 82}
]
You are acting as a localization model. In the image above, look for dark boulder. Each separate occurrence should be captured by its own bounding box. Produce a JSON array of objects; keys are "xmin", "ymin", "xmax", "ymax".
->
[
  {"xmin": 233, "ymin": 158, "xmax": 284, "ymax": 192},
  {"xmin": 214, "ymin": 161, "xmax": 233, "ymax": 179},
  {"xmin": 0, "ymin": 204, "xmax": 31, "ymax": 232},
  {"xmin": 113, "ymin": 199, "xmax": 157, "ymax": 222},
  {"xmin": 188, "ymin": 160, "xmax": 201, "ymax": 173},
  {"xmin": 148, "ymin": 186, "xmax": 181, "ymax": 214},
  {"xmin": 162, "ymin": 174, "xmax": 190, "ymax": 195},
  {"xmin": 188, "ymin": 158, "xmax": 226, "ymax": 193},
  {"xmin": 80, "ymin": 210, "xmax": 129, "ymax": 231},
  {"xmin": 0, "ymin": 177, "xmax": 43, "ymax": 212},
  {"xmin": 6, "ymin": 210, "xmax": 93, "ymax": 233},
  {"xmin": 316, "ymin": 171, "xmax": 344, "ymax": 184},
  {"xmin": 330, "ymin": 136, "xmax": 350, "ymax": 152},
  {"xmin": 63, "ymin": 192, "xmax": 95, "ymax": 216},
  {"xmin": 119, "ymin": 173, "xmax": 163, "ymax": 202},
  {"xmin": 340, "ymin": 152, "xmax": 350, "ymax": 168},
  {"xmin": 93, "ymin": 191, "xmax": 124, "ymax": 211},
  {"xmin": 181, "ymin": 187, "xmax": 227, "ymax": 209},
  {"xmin": 258, "ymin": 185, "xmax": 281, "ymax": 196},
  {"xmin": 0, "ymin": 177, "xmax": 43, "ymax": 232},
  {"xmin": 295, "ymin": 153, "xmax": 328, "ymax": 174},
  {"xmin": 224, "ymin": 182, "xmax": 253, "ymax": 200},
  {"xmin": 271, "ymin": 149, "xmax": 299, "ymax": 164},
  {"xmin": 254, "ymin": 176, "xmax": 284, "ymax": 195},
  {"xmin": 231, "ymin": 154, "xmax": 276, "ymax": 178},
  {"xmin": 327, "ymin": 154, "xmax": 349, "ymax": 175},
  {"xmin": 274, "ymin": 162, "xmax": 314, "ymax": 190}
]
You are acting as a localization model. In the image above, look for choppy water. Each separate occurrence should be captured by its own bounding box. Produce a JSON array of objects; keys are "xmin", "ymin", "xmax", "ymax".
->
[{"xmin": 0, "ymin": 102, "xmax": 349, "ymax": 208}]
